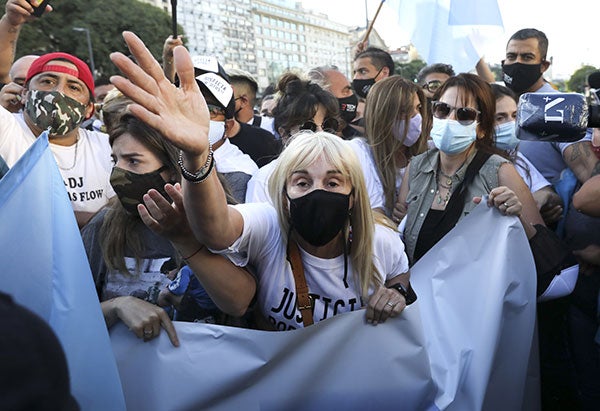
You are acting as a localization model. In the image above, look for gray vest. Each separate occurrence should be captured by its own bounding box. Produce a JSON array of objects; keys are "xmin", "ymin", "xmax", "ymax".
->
[{"xmin": 403, "ymin": 149, "xmax": 508, "ymax": 263}]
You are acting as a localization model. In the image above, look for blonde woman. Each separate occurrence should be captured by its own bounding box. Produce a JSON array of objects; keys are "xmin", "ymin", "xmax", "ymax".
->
[{"xmin": 111, "ymin": 32, "xmax": 415, "ymax": 330}]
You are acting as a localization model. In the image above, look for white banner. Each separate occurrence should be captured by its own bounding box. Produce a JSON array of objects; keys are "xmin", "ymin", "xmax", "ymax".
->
[{"xmin": 111, "ymin": 203, "xmax": 538, "ymax": 410}]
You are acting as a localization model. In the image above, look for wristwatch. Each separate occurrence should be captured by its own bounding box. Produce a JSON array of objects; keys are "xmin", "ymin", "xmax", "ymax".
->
[{"xmin": 387, "ymin": 282, "xmax": 417, "ymax": 305}]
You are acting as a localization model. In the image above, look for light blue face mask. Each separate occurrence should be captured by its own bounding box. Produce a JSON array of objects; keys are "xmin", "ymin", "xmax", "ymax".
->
[
  {"xmin": 430, "ymin": 118, "xmax": 478, "ymax": 155},
  {"xmin": 494, "ymin": 121, "xmax": 519, "ymax": 151}
]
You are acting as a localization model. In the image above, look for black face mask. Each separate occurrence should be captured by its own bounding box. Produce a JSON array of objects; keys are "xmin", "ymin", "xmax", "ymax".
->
[
  {"xmin": 287, "ymin": 189, "xmax": 351, "ymax": 247},
  {"xmin": 352, "ymin": 67, "xmax": 384, "ymax": 99},
  {"xmin": 337, "ymin": 94, "xmax": 359, "ymax": 124},
  {"xmin": 110, "ymin": 166, "xmax": 172, "ymax": 215},
  {"xmin": 502, "ymin": 62, "xmax": 543, "ymax": 94}
]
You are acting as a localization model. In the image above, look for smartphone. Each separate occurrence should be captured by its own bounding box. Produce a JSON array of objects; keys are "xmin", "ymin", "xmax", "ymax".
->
[{"xmin": 31, "ymin": 0, "xmax": 50, "ymax": 18}]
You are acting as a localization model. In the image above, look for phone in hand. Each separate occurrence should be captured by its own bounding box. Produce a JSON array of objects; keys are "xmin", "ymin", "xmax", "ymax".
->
[{"xmin": 31, "ymin": 0, "xmax": 50, "ymax": 18}]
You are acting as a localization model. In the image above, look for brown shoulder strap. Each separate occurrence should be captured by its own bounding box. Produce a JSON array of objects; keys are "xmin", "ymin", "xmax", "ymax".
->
[{"xmin": 288, "ymin": 241, "xmax": 314, "ymax": 327}]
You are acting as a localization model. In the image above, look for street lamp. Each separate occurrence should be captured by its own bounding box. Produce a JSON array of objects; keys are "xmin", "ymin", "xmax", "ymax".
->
[{"xmin": 72, "ymin": 27, "xmax": 95, "ymax": 79}]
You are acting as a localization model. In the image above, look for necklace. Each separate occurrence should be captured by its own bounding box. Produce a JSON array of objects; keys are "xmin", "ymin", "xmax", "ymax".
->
[
  {"xmin": 436, "ymin": 174, "xmax": 452, "ymax": 206},
  {"xmin": 57, "ymin": 136, "xmax": 79, "ymax": 171}
]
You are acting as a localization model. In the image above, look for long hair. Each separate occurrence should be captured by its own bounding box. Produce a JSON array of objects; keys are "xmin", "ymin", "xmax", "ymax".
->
[
  {"xmin": 268, "ymin": 131, "xmax": 381, "ymax": 297},
  {"xmin": 365, "ymin": 76, "xmax": 429, "ymax": 212},
  {"xmin": 433, "ymin": 73, "xmax": 510, "ymax": 160},
  {"xmin": 100, "ymin": 112, "xmax": 181, "ymax": 274}
]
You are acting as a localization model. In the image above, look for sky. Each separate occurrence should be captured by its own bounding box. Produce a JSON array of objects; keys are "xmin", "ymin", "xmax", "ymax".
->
[{"xmin": 300, "ymin": 0, "xmax": 600, "ymax": 80}]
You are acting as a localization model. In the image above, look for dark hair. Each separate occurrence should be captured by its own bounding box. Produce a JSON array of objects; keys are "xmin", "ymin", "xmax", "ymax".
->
[
  {"xmin": 490, "ymin": 83, "xmax": 531, "ymax": 183},
  {"xmin": 508, "ymin": 28, "xmax": 549, "ymax": 60},
  {"xmin": 433, "ymin": 73, "xmax": 509, "ymax": 159},
  {"xmin": 490, "ymin": 83, "xmax": 518, "ymax": 103},
  {"xmin": 94, "ymin": 76, "xmax": 112, "ymax": 88},
  {"xmin": 272, "ymin": 72, "xmax": 339, "ymax": 138},
  {"xmin": 227, "ymin": 68, "xmax": 259, "ymax": 104},
  {"xmin": 416, "ymin": 63, "xmax": 455, "ymax": 85},
  {"xmin": 355, "ymin": 47, "xmax": 394, "ymax": 76}
]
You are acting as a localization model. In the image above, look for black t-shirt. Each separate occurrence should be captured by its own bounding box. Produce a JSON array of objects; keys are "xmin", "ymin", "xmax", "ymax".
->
[{"xmin": 228, "ymin": 122, "xmax": 282, "ymax": 167}]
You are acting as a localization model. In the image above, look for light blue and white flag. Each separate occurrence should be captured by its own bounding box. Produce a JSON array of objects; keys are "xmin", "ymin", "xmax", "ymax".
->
[
  {"xmin": 386, "ymin": 0, "xmax": 504, "ymax": 74},
  {"xmin": 0, "ymin": 133, "xmax": 126, "ymax": 410},
  {"xmin": 111, "ymin": 202, "xmax": 538, "ymax": 410}
]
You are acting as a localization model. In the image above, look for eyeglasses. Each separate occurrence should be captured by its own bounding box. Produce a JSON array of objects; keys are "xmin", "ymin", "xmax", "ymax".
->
[
  {"xmin": 299, "ymin": 118, "xmax": 339, "ymax": 133},
  {"xmin": 432, "ymin": 101, "xmax": 480, "ymax": 125},
  {"xmin": 422, "ymin": 79, "xmax": 443, "ymax": 93}
]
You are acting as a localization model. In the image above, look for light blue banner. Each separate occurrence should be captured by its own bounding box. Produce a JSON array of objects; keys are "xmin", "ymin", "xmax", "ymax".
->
[
  {"xmin": 0, "ymin": 133, "xmax": 126, "ymax": 411},
  {"xmin": 111, "ymin": 202, "xmax": 538, "ymax": 410}
]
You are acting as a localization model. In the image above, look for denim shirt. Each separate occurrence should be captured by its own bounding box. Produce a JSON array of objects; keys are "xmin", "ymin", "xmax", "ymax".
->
[{"xmin": 403, "ymin": 149, "xmax": 508, "ymax": 263}]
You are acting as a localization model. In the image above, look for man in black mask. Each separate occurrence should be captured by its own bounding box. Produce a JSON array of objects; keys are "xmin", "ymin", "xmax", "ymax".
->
[
  {"xmin": 352, "ymin": 47, "xmax": 394, "ymax": 99},
  {"xmin": 502, "ymin": 28, "xmax": 552, "ymax": 95},
  {"xmin": 307, "ymin": 65, "xmax": 361, "ymax": 139}
]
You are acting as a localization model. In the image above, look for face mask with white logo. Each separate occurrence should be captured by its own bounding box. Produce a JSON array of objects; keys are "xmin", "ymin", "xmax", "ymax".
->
[
  {"xmin": 208, "ymin": 120, "xmax": 225, "ymax": 145},
  {"xmin": 494, "ymin": 121, "xmax": 519, "ymax": 151},
  {"xmin": 430, "ymin": 118, "xmax": 478, "ymax": 155}
]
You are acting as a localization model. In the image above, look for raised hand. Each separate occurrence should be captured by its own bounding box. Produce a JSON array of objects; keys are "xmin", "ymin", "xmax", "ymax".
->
[{"xmin": 110, "ymin": 31, "xmax": 210, "ymax": 156}]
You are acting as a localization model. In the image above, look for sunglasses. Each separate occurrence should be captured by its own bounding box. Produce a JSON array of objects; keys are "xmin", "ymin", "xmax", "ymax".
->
[
  {"xmin": 422, "ymin": 79, "xmax": 443, "ymax": 93},
  {"xmin": 432, "ymin": 101, "xmax": 480, "ymax": 125},
  {"xmin": 299, "ymin": 118, "xmax": 339, "ymax": 133}
]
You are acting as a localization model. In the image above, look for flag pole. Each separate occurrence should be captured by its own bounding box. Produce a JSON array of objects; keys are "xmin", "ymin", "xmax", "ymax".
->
[{"xmin": 362, "ymin": 0, "xmax": 386, "ymax": 44}]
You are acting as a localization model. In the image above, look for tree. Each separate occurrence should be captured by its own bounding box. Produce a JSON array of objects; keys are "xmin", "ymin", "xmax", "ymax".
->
[
  {"xmin": 395, "ymin": 59, "xmax": 426, "ymax": 83},
  {"xmin": 567, "ymin": 65, "xmax": 599, "ymax": 93},
  {"xmin": 0, "ymin": 0, "xmax": 183, "ymax": 77}
]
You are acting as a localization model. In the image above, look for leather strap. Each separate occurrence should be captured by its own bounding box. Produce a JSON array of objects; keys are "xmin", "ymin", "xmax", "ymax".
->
[{"xmin": 288, "ymin": 240, "xmax": 314, "ymax": 327}]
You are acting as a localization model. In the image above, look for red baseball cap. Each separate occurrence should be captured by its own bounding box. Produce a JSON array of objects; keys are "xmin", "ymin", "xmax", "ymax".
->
[{"xmin": 25, "ymin": 52, "xmax": 95, "ymax": 97}]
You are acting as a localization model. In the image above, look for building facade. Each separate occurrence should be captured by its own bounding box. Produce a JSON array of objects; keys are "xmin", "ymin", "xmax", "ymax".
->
[{"xmin": 138, "ymin": 0, "xmax": 390, "ymax": 91}]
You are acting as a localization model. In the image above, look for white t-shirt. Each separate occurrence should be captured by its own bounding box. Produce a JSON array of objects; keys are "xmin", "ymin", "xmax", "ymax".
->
[
  {"xmin": 215, "ymin": 202, "xmax": 409, "ymax": 330},
  {"xmin": 214, "ymin": 138, "xmax": 258, "ymax": 176},
  {"xmin": 245, "ymin": 159, "xmax": 277, "ymax": 203},
  {"xmin": 0, "ymin": 107, "xmax": 115, "ymax": 214},
  {"xmin": 515, "ymin": 151, "xmax": 550, "ymax": 193},
  {"xmin": 244, "ymin": 138, "xmax": 385, "ymax": 209},
  {"xmin": 246, "ymin": 115, "xmax": 276, "ymax": 135}
]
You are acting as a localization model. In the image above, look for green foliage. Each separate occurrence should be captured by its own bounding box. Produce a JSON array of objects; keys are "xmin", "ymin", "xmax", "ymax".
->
[
  {"xmin": 394, "ymin": 59, "xmax": 426, "ymax": 83},
  {"xmin": 489, "ymin": 64, "xmax": 502, "ymax": 82},
  {"xmin": 567, "ymin": 65, "xmax": 598, "ymax": 93},
  {"xmin": 0, "ymin": 0, "xmax": 184, "ymax": 77}
]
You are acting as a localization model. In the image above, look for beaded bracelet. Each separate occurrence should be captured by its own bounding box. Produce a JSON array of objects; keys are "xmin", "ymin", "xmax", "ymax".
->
[{"xmin": 178, "ymin": 145, "xmax": 215, "ymax": 184}]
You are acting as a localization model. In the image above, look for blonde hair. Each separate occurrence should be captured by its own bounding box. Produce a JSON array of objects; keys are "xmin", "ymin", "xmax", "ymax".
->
[
  {"xmin": 365, "ymin": 76, "xmax": 429, "ymax": 213},
  {"xmin": 268, "ymin": 131, "xmax": 381, "ymax": 297}
]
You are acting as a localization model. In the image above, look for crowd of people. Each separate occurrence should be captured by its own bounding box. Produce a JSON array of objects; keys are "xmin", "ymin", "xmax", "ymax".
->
[{"xmin": 1, "ymin": 0, "xmax": 599, "ymax": 409}]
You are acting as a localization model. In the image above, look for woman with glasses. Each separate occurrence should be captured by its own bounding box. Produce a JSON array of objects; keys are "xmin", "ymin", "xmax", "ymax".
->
[
  {"xmin": 272, "ymin": 72, "xmax": 341, "ymax": 141},
  {"xmin": 361, "ymin": 76, "xmax": 429, "ymax": 218},
  {"xmin": 396, "ymin": 73, "xmax": 544, "ymax": 264},
  {"xmin": 110, "ymin": 32, "xmax": 416, "ymax": 331},
  {"xmin": 246, "ymin": 72, "xmax": 340, "ymax": 203}
]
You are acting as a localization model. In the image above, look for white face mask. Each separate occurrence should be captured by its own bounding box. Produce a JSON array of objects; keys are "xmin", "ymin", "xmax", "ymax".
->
[
  {"xmin": 494, "ymin": 121, "xmax": 519, "ymax": 151},
  {"xmin": 393, "ymin": 113, "xmax": 422, "ymax": 147},
  {"xmin": 208, "ymin": 120, "xmax": 225, "ymax": 145},
  {"xmin": 430, "ymin": 118, "xmax": 478, "ymax": 155}
]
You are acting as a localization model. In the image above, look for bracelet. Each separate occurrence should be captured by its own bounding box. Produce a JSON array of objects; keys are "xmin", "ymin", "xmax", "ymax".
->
[
  {"xmin": 178, "ymin": 145, "xmax": 215, "ymax": 184},
  {"xmin": 181, "ymin": 245, "xmax": 205, "ymax": 261}
]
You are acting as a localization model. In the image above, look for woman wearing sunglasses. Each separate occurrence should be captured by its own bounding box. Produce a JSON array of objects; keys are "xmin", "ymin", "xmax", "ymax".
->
[
  {"xmin": 396, "ymin": 73, "xmax": 544, "ymax": 264},
  {"xmin": 272, "ymin": 72, "xmax": 341, "ymax": 141}
]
